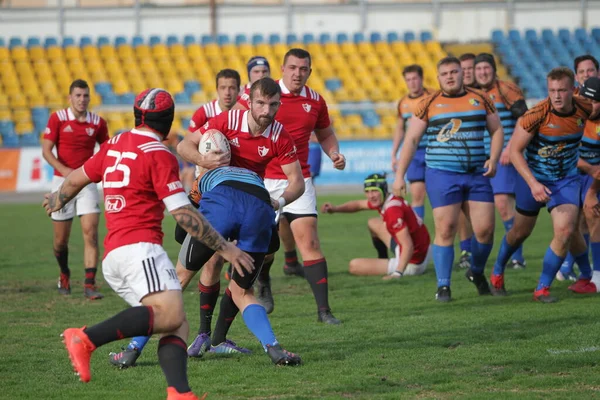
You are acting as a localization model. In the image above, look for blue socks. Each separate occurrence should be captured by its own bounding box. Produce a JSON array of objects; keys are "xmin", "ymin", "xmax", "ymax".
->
[
  {"xmin": 242, "ymin": 304, "xmax": 277, "ymax": 351},
  {"xmin": 471, "ymin": 240, "xmax": 493, "ymax": 275},
  {"xmin": 503, "ymin": 218, "xmax": 525, "ymax": 263},
  {"xmin": 537, "ymin": 247, "xmax": 566, "ymax": 290},
  {"xmin": 592, "ymin": 242, "xmax": 600, "ymax": 272},
  {"xmin": 493, "ymin": 235, "xmax": 519, "ymax": 275},
  {"xmin": 573, "ymin": 250, "xmax": 592, "ymax": 279},
  {"xmin": 433, "ymin": 244, "xmax": 453, "ymax": 287},
  {"xmin": 413, "ymin": 205, "xmax": 425, "ymax": 220},
  {"xmin": 460, "ymin": 238, "xmax": 472, "ymax": 253},
  {"xmin": 127, "ymin": 335, "xmax": 150, "ymax": 352}
]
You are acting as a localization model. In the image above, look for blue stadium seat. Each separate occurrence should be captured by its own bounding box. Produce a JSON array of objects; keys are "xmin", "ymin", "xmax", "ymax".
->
[
  {"xmin": 95, "ymin": 82, "xmax": 113, "ymax": 97},
  {"xmin": 420, "ymin": 31, "xmax": 432, "ymax": 42},
  {"xmin": 339, "ymin": 101, "xmax": 356, "ymax": 117},
  {"xmin": 183, "ymin": 34, "xmax": 196, "ymax": 46},
  {"xmin": 403, "ymin": 31, "xmax": 415, "ymax": 43},
  {"xmin": 325, "ymin": 78, "xmax": 342, "ymax": 92},
  {"xmin": 386, "ymin": 31, "xmax": 399, "ymax": 43},
  {"xmin": 184, "ymin": 80, "xmax": 202, "ymax": 96},
  {"xmin": 115, "ymin": 36, "xmax": 128, "ymax": 47},
  {"xmin": 80, "ymin": 36, "xmax": 93, "ymax": 47},
  {"xmin": 9, "ymin": 37, "xmax": 22, "ymax": 48},
  {"xmin": 166, "ymin": 35, "xmax": 179, "ymax": 47},
  {"xmin": 0, "ymin": 121, "xmax": 15, "ymax": 136},
  {"xmin": 97, "ymin": 36, "xmax": 110, "ymax": 47},
  {"xmin": 541, "ymin": 29, "xmax": 555, "ymax": 42},
  {"xmin": 370, "ymin": 32, "xmax": 383, "ymax": 43},
  {"xmin": 491, "ymin": 29, "xmax": 504, "ymax": 44},
  {"xmin": 235, "ymin": 34, "xmax": 248, "ymax": 45},
  {"xmin": 319, "ymin": 33, "xmax": 331, "ymax": 45},
  {"xmin": 119, "ymin": 93, "xmax": 136, "ymax": 105},
  {"xmin": 102, "ymin": 93, "xmax": 118, "ymax": 105},
  {"xmin": 201, "ymin": 35, "xmax": 215, "ymax": 45},
  {"xmin": 269, "ymin": 33, "xmax": 281, "ymax": 45},
  {"xmin": 353, "ymin": 32, "xmax": 365, "ymax": 43},
  {"xmin": 558, "ymin": 28, "xmax": 571, "ymax": 43},
  {"xmin": 524, "ymin": 29, "xmax": 537, "ymax": 42},
  {"xmin": 2, "ymin": 134, "xmax": 19, "ymax": 148},
  {"xmin": 44, "ymin": 37, "xmax": 58, "ymax": 48},
  {"xmin": 181, "ymin": 118, "xmax": 191, "ymax": 131},
  {"xmin": 362, "ymin": 110, "xmax": 380, "ymax": 128},
  {"xmin": 132, "ymin": 35, "xmax": 144, "ymax": 47},
  {"xmin": 174, "ymin": 92, "xmax": 191, "ymax": 104},
  {"xmin": 217, "ymin": 34, "xmax": 229, "ymax": 45},
  {"xmin": 302, "ymin": 33, "xmax": 315, "ymax": 44},
  {"xmin": 62, "ymin": 36, "xmax": 75, "ymax": 47},
  {"xmin": 26, "ymin": 37, "xmax": 41, "ymax": 48},
  {"xmin": 575, "ymin": 28, "xmax": 589, "ymax": 42},
  {"xmin": 336, "ymin": 32, "xmax": 349, "ymax": 44},
  {"xmin": 31, "ymin": 107, "xmax": 50, "ymax": 132},
  {"xmin": 286, "ymin": 33, "xmax": 298, "ymax": 45},
  {"xmin": 508, "ymin": 29, "xmax": 521, "ymax": 43},
  {"xmin": 592, "ymin": 28, "xmax": 600, "ymax": 43},
  {"xmin": 20, "ymin": 133, "xmax": 39, "ymax": 147},
  {"xmin": 252, "ymin": 34, "xmax": 265, "ymax": 45},
  {"xmin": 149, "ymin": 35, "xmax": 162, "ymax": 46}
]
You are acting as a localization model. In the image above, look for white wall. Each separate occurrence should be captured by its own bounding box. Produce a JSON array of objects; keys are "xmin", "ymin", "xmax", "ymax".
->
[{"xmin": 0, "ymin": 1, "xmax": 594, "ymax": 43}]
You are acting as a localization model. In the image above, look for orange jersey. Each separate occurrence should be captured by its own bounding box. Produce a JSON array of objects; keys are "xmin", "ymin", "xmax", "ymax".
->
[
  {"xmin": 397, "ymin": 88, "xmax": 434, "ymax": 149},
  {"xmin": 520, "ymin": 97, "xmax": 591, "ymax": 180},
  {"xmin": 414, "ymin": 87, "xmax": 496, "ymax": 173},
  {"xmin": 482, "ymin": 80, "xmax": 525, "ymax": 152}
]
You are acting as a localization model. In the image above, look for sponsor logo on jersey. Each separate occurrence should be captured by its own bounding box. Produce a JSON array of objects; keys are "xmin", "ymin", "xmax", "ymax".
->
[
  {"xmin": 538, "ymin": 142, "xmax": 566, "ymax": 158},
  {"xmin": 105, "ymin": 195, "xmax": 126, "ymax": 213},
  {"xmin": 596, "ymin": 125, "xmax": 600, "ymax": 135},
  {"xmin": 190, "ymin": 120, "xmax": 196, "ymax": 129},
  {"xmin": 435, "ymin": 103, "xmax": 449, "ymax": 108},
  {"xmin": 229, "ymin": 137, "xmax": 240, "ymax": 147},
  {"xmin": 469, "ymin": 98, "xmax": 480, "ymax": 107},
  {"xmin": 44, "ymin": 127, "xmax": 51, "ymax": 135},
  {"xmin": 258, "ymin": 146, "xmax": 270, "ymax": 157},
  {"xmin": 547, "ymin": 123, "xmax": 561, "ymax": 129},
  {"xmin": 86, "ymin": 127, "xmax": 95, "ymax": 136},
  {"xmin": 490, "ymin": 94, "xmax": 496, "ymax": 100},
  {"xmin": 63, "ymin": 125, "xmax": 73, "ymax": 133},
  {"xmin": 577, "ymin": 118, "xmax": 585, "ymax": 128},
  {"xmin": 393, "ymin": 218, "xmax": 403, "ymax": 230},
  {"xmin": 302, "ymin": 103, "xmax": 311, "ymax": 113},
  {"xmin": 436, "ymin": 118, "xmax": 462, "ymax": 142},
  {"xmin": 167, "ymin": 181, "xmax": 183, "ymax": 191}
]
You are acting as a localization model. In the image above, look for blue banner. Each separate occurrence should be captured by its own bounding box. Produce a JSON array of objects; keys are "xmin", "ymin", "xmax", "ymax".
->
[{"xmin": 313, "ymin": 140, "xmax": 393, "ymax": 185}]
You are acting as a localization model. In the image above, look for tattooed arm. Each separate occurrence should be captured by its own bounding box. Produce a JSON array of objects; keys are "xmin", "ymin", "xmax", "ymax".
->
[
  {"xmin": 171, "ymin": 204, "xmax": 255, "ymax": 275},
  {"xmin": 42, "ymin": 168, "xmax": 91, "ymax": 216}
]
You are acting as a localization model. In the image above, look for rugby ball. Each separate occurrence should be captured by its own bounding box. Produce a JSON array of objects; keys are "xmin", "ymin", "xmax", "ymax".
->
[{"xmin": 199, "ymin": 129, "xmax": 231, "ymax": 156}]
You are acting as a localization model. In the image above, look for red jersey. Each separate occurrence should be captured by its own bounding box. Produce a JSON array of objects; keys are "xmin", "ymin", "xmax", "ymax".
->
[
  {"xmin": 44, "ymin": 108, "xmax": 109, "ymax": 176},
  {"xmin": 83, "ymin": 129, "xmax": 188, "ymax": 258},
  {"xmin": 238, "ymin": 80, "xmax": 330, "ymax": 179},
  {"xmin": 189, "ymin": 99, "xmax": 223, "ymax": 132},
  {"xmin": 368, "ymin": 195, "xmax": 430, "ymax": 264},
  {"xmin": 200, "ymin": 109, "xmax": 298, "ymax": 178}
]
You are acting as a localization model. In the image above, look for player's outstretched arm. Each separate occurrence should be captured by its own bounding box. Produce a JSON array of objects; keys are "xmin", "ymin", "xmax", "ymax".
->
[
  {"xmin": 42, "ymin": 167, "xmax": 91, "ymax": 215},
  {"xmin": 391, "ymin": 116, "xmax": 406, "ymax": 171},
  {"xmin": 484, "ymin": 112, "xmax": 504, "ymax": 176},
  {"xmin": 171, "ymin": 204, "xmax": 255, "ymax": 275},
  {"xmin": 277, "ymin": 160, "xmax": 306, "ymax": 209},
  {"xmin": 315, "ymin": 126, "xmax": 346, "ymax": 170},
  {"xmin": 321, "ymin": 200, "xmax": 370, "ymax": 214},
  {"xmin": 393, "ymin": 116, "xmax": 426, "ymax": 196}
]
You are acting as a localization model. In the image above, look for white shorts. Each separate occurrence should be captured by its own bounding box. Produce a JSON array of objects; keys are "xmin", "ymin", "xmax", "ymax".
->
[
  {"xmin": 51, "ymin": 176, "xmax": 100, "ymax": 221},
  {"xmin": 102, "ymin": 242, "xmax": 181, "ymax": 307},
  {"xmin": 387, "ymin": 245, "xmax": 432, "ymax": 276},
  {"xmin": 265, "ymin": 177, "xmax": 317, "ymax": 216}
]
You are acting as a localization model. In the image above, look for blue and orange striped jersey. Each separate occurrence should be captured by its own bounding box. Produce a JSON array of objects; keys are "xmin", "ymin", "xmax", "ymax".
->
[
  {"xmin": 521, "ymin": 97, "xmax": 592, "ymax": 181},
  {"xmin": 579, "ymin": 117, "xmax": 600, "ymax": 167},
  {"xmin": 397, "ymin": 88, "xmax": 434, "ymax": 150},
  {"xmin": 413, "ymin": 88, "xmax": 497, "ymax": 173},
  {"xmin": 482, "ymin": 80, "xmax": 525, "ymax": 155},
  {"xmin": 200, "ymin": 166, "xmax": 266, "ymax": 193}
]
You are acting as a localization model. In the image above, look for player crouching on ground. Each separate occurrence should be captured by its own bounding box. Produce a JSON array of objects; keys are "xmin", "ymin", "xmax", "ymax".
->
[{"xmin": 322, "ymin": 173, "xmax": 431, "ymax": 280}]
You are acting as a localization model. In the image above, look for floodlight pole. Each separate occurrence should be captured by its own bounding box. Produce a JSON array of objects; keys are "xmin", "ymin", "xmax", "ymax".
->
[
  {"xmin": 58, "ymin": 0, "xmax": 65, "ymax": 39},
  {"xmin": 581, "ymin": 0, "xmax": 588, "ymax": 29},
  {"xmin": 210, "ymin": 0, "xmax": 217, "ymax": 36},
  {"xmin": 506, "ymin": 0, "xmax": 515, "ymax": 30},
  {"xmin": 285, "ymin": 0, "xmax": 293, "ymax": 34},
  {"xmin": 359, "ymin": 0, "xmax": 367, "ymax": 33},
  {"xmin": 134, "ymin": 0, "xmax": 141, "ymax": 36}
]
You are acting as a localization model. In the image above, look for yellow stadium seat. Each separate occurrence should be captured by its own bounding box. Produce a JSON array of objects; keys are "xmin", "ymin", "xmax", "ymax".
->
[
  {"xmin": 135, "ymin": 45, "xmax": 151, "ymax": 59},
  {"xmin": 374, "ymin": 42, "xmax": 391, "ymax": 56},
  {"xmin": 169, "ymin": 44, "xmax": 185, "ymax": 58},
  {"xmin": 82, "ymin": 45, "xmax": 100, "ymax": 60},
  {"xmin": 426, "ymin": 41, "xmax": 443, "ymax": 55},
  {"xmin": 186, "ymin": 44, "xmax": 203, "ymax": 58},
  {"xmin": 357, "ymin": 42, "xmax": 374, "ymax": 55},
  {"xmin": 28, "ymin": 46, "xmax": 45, "ymax": 61},
  {"xmin": 15, "ymin": 121, "xmax": 34, "ymax": 135},
  {"xmin": 254, "ymin": 44, "xmax": 271, "ymax": 57},
  {"xmin": 152, "ymin": 44, "xmax": 169, "ymax": 59},
  {"xmin": 166, "ymin": 78, "xmax": 184, "ymax": 93},
  {"xmin": 99, "ymin": 45, "xmax": 116, "ymax": 59},
  {"xmin": 191, "ymin": 91, "xmax": 208, "ymax": 105},
  {"xmin": 0, "ymin": 47, "xmax": 9, "ymax": 61},
  {"xmin": 204, "ymin": 43, "xmax": 220, "ymax": 58},
  {"xmin": 0, "ymin": 108, "xmax": 12, "ymax": 120},
  {"xmin": 117, "ymin": 45, "xmax": 134, "ymax": 59},
  {"xmin": 323, "ymin": 42, "xmax": 340, "ymax": 55},
  {"xmin": 220, "ymin": 44, "xmax": 236, "ymax": 58},
  {"xmin": 89, "ymin": 92, "xmax": 102, "ymax": 107},
  {"xmin": 64, "ymin": 46, "xmax": 82, "ymax": 60},
  {"xmin": 46, "ymin": 46, "xmax": 64, "ymax": 61},
  {"xmin": 340, "ymin": 42, "xmax": 357, "ymax": 56},
  {"xmin": 13, "ymin": 108, "xmax": 31, "ymax": 122},
  {"xmin": 237, "ymin": 44, "xmax": 254, "ymax": 60},
  {"xmin": 307, "ymin": 43, "xmax": 322, "ymax": 55},
  {"xmin": 272, "ymin": 43, "xmax": 287, "ymax": 58},
  {"xmin": 390, "ymin": 41, "xmax": 408, "ymax": 55},
  {"xmin": 112, "ymin": 80, "xmax": 131, "ymax": 95},
  {"xmin": 11, "ymin": 46, "xmax": 28, "ymax": 61}
]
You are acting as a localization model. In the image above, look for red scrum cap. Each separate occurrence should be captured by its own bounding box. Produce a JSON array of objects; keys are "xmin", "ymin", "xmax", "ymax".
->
[{"xmin": 134, "ymin": 88, "xmax": 175, "ymax": 138}]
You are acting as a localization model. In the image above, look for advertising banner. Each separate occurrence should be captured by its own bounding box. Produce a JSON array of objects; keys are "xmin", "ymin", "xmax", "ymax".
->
[
  {"xmin": 0, "ymin": 149, "xmax": 21, "ymax": 192},
  {"xmin": 16, "ymin": 148, "xmax": 55, "ymax": 192}
]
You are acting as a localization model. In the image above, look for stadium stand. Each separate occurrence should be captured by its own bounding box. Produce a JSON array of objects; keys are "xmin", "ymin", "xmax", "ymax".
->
[{"xmin": 0, "ymin": 31, "xmax": 444, "ymax": 146}]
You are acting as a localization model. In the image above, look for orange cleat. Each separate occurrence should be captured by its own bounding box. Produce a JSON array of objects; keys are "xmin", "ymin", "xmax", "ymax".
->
[
  {"xmin": 166, "ymin": 387, "xmax": 207, "ymax": 400},
  {"xmin": 61, "ymin": 327, "xmax": 96, "ymax": 383},
  {"xmin": 533, "ymin": 286, "xmax": 558, "ymax": 303},
  {"xmin": 568, "ymin": 278, "xmax": 591, "ymax": 293}
]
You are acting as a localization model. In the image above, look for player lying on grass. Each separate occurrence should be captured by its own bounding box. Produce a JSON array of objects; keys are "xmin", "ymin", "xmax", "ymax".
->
[{"xmin": 321, "ymin": 173, "xmax": 431, "ymax": 280}]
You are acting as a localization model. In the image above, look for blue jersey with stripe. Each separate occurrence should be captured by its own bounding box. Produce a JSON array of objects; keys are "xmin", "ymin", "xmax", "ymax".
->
[
  {"xmin": 199, "ymin": 166, "xmax": 266, "ymax": 193},
  {"xmin": 414, "ymin": 88, "xmax": 497, "ymax": 173},
  {"xmin": 521, "ymin": 98, "xmax": 591, "ymax": 181}
]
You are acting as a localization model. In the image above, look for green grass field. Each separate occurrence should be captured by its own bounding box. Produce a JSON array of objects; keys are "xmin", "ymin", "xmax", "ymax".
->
[{"xmin": 2, "ymin": 195, "xmax": 600, "ymax": 400}]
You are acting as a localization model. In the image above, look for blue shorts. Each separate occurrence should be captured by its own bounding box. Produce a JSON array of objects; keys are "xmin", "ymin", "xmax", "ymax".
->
[
  {"xmin": 406, "ymin": 148, "xmax": 426, "ymax": 183},
  {"xmin": 489, "ymin": 163, "xmax": 518, "ymax": 195},
  {"xmin": 199, "ymin": 185, "xmax": 275, "ymax": 253},
  {"xmin": 580, "ymin": 174, "xmax": 600, "ymax": 205},
  {"xmin": 425, "ymin": 167, "xmax": 494, "ymax": 209},
  {"xmin": 308, "ymin": 142, "xmax": 322, "ymax": 178},
  {"xmin": 515, "ymin": 174, "xmax": 581, "ymax": 216}
]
